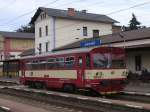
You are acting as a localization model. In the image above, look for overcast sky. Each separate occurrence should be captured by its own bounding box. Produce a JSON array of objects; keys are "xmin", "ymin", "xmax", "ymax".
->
[{"xmin": 0, "ymin": 0, "xmax": 150, "ymax": 31}]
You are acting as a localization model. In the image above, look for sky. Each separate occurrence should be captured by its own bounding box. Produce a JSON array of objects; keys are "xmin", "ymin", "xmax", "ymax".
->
[{"xmin": 0, "ymin": 0, "xmax": 150, "ymax": 31}]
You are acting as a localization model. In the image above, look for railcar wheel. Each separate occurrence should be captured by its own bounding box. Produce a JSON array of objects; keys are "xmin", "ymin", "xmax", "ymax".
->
[
  {"xmin": 28, "ymin": 81, "xmax": 35, "ymax": 88},
  {"xmin": 63, "ymin": 84, "xmax": 75, "ymax": 93},
  {"xmin": 34, "ymin": 82, "xmax": 43, "ymax": 89},
  {"xmin": 42, "ymin": 82, "xmax": 47, "ymax": 90}
]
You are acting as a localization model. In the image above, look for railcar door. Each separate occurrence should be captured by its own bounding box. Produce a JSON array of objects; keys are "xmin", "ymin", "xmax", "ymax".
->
[
  {"xmin": 76, "ymin": 55, "xmax": 85, "ymax": 87},
  {"xmin": 20, "ymin": 61, "xmax": 25, "ymax": 77}
]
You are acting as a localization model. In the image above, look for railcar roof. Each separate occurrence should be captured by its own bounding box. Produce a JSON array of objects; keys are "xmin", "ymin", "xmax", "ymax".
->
[
  {"xmin": 20, "ymin": 47, "xmax": 94, "ymax": 59},
  {"xmin": 20, "ymin": 46, "xmax": 124, "ymax": 60}
]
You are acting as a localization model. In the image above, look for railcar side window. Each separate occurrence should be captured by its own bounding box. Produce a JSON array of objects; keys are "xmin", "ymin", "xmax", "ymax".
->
[
  {"xmin": 39, "ymin": 60, "xmax": 47, "ymax": 69},
  {"xmin": 56, "ymin": 57, "xmax": 64, "ymax": 68},
  {"xmin": 32, "ymin": 60, "xmax": 39, "ymax": 69},
  {"xmin": 26, "ymin": 62, "xmax": 32, "ymax": 70},
  {"xmin": 47, "ymin": 58, "xmax": 56, "ymax": 68},
  {"xmin": 93, "ymin": 53, "xmax": 111, "ymax": 68},
  {"xmin": 65, "ymin": 56, "xmax": 75, "ymax": 68}
]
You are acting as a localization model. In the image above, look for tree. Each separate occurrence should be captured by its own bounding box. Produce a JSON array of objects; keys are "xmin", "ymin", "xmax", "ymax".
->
[
  {"xmin": 16, "ymin": 24, "xmax": 35, "ymax": 33},
  {"xmin": 129, "ymin": 13, "xmax": 141, "ymax": 30},
  {"xmin": 122, "ymin": 13, "xmax": 147, "ymax": 31}
]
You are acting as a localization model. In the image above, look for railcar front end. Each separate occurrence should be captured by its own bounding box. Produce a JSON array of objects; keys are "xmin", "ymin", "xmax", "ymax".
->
[{"xmin": 85, "ymin": 47, "xmax": 128, "ymax": 95}]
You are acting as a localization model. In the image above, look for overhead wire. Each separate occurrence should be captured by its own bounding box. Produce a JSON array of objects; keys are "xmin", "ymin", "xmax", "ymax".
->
[
  {"xmin": 0, "ymin": 0, "xmax": 16, "ymax": 10},
  {"xmin": 107, "ymin": 0, "xmax": 150, "ymax": 15},
  {"xmin": 47, "ymin": 0, "xmax": 150, "ymax": 43},
  {"xmin": 1, "ymin": 1, "xmax": 150, "ymax": 43},
  {"xmin": 0, "ymin": 0, "xmax": 61, "ymax": 26},
  {"xmin": 1, "ymin": 0, "xmax": 150, "ymax": 27},
  {"xmin": 55, "ymin": 0, "xmax": 150, "ymax": 32},
  {"xmin": 0, "ymin": 0, "xmax": 104, "ymax": 26}
]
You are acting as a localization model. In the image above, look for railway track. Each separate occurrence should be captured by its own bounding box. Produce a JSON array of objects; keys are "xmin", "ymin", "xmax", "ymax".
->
[
  {"xmin": 0, "ymin": 86, "xmax": 150, "ymax": 112},
  {"xmin": 1, "ymin": 81, "xmax": 150, "ymax": 103},
  {"xmin": 1, "ymin": 80, "xmax": 150, "ymax": 105},
  {"xmin": 48, "ymin": 87, "xmax": 150, "ymax": 104}
]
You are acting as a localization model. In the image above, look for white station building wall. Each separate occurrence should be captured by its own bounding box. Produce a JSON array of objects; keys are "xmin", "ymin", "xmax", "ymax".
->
[{"xmin": 35, "ymin": 13, "xmax": 113, "ymax": 54}]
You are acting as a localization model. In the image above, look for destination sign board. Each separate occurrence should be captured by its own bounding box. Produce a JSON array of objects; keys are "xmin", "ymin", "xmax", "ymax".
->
[{"xmin": 80, "ymin": 39, "xmax": 101, "ymax": 47}]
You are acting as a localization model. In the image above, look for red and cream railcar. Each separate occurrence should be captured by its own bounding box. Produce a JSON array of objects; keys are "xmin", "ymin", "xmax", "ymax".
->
[{"xmin": 20, "ymin": 47, "xmax": 128, "ymax": 94}]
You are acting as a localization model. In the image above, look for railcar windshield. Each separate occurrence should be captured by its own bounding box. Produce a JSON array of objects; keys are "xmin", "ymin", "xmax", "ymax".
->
[
  {"xmin": 93, "ymin": 52, "xmax": 125, "ymax": 69},
  {"xmin": 93, "ymin": 53, "xmax": 111, "ymax": 68}
]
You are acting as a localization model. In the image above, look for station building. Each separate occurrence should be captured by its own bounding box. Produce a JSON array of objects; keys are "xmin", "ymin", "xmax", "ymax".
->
[{"xmin": 30, "ymin": 7, "xmax": 118, "ymax": 55}]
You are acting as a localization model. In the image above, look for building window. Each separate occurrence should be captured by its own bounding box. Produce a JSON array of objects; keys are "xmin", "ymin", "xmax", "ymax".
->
[
  {"xmin": 39, "ymin": 27, "xmax": 42, "ymax": 37},
  {"xmin": 45, "ymin": 26, "xmax": 48, "ymax": 36},
  {"xmin": 135, "ymin": 55, "xmax": 142, "ymax": 71},
  {"xmin": 41, "ymin": 13, "xmax": 46, "ymax": 20},
  {"xmin": 83, "ymin": 27, "xmax": 87, "ymax": 36},
  {"xmin": 43, "ymin": 13, "xmax": 46, "ymax": 19},
  {"xmin": 39, "ymin": 43, "xmax": 42, "ymax": 54},
  {"xmin": 46, "ymin": 42, "xmax": 49, "ymax": 52},
  {"xmin": 93, "ymin": 30, "xmax": 99, "ymax": 38}
]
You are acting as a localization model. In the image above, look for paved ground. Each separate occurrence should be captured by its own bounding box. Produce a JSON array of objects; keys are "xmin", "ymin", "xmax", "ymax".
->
[
  {"xmin": 125, "ymin": 81, "xmax": 150, "ymax": 93},
  {"xmin": 0, "ymin": 77, "xmax": 19, "ymax": 83}
]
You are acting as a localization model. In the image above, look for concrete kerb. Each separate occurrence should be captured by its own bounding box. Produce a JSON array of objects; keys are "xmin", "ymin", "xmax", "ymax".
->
[{"xmin": 123, "ymin": 91, "xmax": 150, "ymax": 96}]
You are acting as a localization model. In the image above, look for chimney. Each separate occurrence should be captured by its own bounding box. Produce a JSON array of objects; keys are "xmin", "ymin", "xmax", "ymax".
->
[{"xmin": 67, "ymin": 8, "xmax": 75, "ymax": 16}]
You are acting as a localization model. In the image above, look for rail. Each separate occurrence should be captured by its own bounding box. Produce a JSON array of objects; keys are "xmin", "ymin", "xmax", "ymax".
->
[{"xmin": 0, "ymin": 87, "xmax": 149, "ymax": 112}]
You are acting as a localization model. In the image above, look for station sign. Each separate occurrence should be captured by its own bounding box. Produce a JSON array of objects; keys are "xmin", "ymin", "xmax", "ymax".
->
[{"xmin": 80, "ymin": 39, "xmax": 101, "ymax": 47}]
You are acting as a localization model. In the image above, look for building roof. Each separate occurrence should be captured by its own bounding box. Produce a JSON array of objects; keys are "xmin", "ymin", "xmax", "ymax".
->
[
  {"xmin": 0, "ymin": 31, "xmax": 34, "ymax": 39},
  {"xmin": 53, "ymin": 27, "xmax": 150, "ymax": 51},
  {"xmin": 30, "ymin": 7, "xmax": 118, "ymax": 24},
  {"xmin": 20, "ymin": 48, "xmax": 35, "ymax": 57}
]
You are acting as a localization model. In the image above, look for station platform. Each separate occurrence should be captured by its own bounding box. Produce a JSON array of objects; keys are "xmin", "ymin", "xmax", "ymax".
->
[
  {"xmin": 125, "ymin": 82, "xmax": 150, "ymax": 93},
  {"xmin": 0, "ymin": 77, "xmax": 19, "ymax": 84}
]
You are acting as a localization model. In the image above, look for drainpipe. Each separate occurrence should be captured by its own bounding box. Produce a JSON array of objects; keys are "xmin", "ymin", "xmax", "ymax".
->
[{"xmin": 52, "ymin": 17, "xmax": 56, "ymax": 49}]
